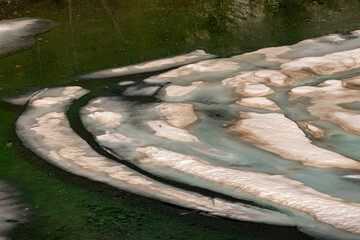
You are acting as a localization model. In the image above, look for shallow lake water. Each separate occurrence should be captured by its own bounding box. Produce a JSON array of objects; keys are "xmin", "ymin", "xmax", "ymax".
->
[{"xmin": 2, "ymin": 0, "xmax": 360, "ymax": 239}]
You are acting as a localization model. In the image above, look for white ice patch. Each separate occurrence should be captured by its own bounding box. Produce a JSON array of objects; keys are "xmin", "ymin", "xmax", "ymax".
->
[
  {"xmin": 343, "ymin": 175, "xmax": 360, "ymax": 179},
  {"xmin": 233, "ymin": 30, "xmax": 360, "ymax": 67},
  {"xmin": 137, "ymin": 146, "xmax": 360, "ymax": 235},
  {"xmin": 147, "ymin": 120, "xmax": 198, "ymax": 142},
  {"xmin": 231, "ymin": 112, "xmax": 360, "ymax": 169},
  {"xmin": 87, "ymin": 111, "xmax": 122, "ymax": 128},
  {"xmin": 97, "ymin": 132, "xmax": 134, "ymax": 143},
  {"xmin": 290, "ymin": 78, "xmax": 360, "ymax": 135},
  {"xmin": 13, "ymin": 29, "xmax": 360, "ymax": 240},
  {"xmin": 16, "ymin": 86, "xmax": 294, "ymax": 226},
  {"xmin": 221, "ymin": 74, "xmax": 275, "ymax": 97},
  {"xmin": 0, "ymin": 18, "xmax": 55, "ymax": 56},
  {"xmin": 2, "ymin": 89, "xmax": 45, "ymax": 106},
  {"xmin": 78, "ymin": 50, "xmax": 216, "ymax": 79},
  {"xmin": 79, "ymin": 95, "xmax": 360, "ymax": 238},
  {"xmin": 164, "ymin": 81, "xmax": 204, "ymax": 97},
  {"xmin": 281, "ymin": 48, "xmax": 360, "ymax": 75},
  {"xmin": 329, "ymin": 111, "xmax": 360, "ymax": 134},
  {"xmin": 155, "ymin": 103, "xmax": 198, "ymax": 128},
  {"xmin": 123, "ymin": 86, "xmax": 160, "ymax": 96},
  {"xmin": 236, "ymin": 97, "xmax": 280, "ymax": 110},
  {"xmin": 296, "ymin": 121, "xmax": 325, "ymax": 138},
  {"xmin": 145, "ymin": 59, "xmax": 243, "ymax": 84},
  {"xmin": 118, "ymin": 81, "xmax": 135, "ymax": 86},
  {"xmin": 253, "ymin": 70, "xmax": 288, "ymax": 85}
]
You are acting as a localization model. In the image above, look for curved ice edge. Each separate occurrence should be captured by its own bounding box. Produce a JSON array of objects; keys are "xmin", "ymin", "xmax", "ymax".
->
[
  {"xmin": 0, "ymin": 18, "xmax": 56, "ymax": 56},
  {"xmin": 80, "ymin": 96, "xmax": 360, "ymax": 239},
  {"xmin": 77, "ymin": 50, "xmax": 216, "ymax": 79},
  {"xmin": 232, "ymin": 29, "xmax": 360, "ymax": 65},
  {"xmin": 231, "ymin": 111, "xmax": 360, "ymax": 169},
  {"xmin": 15, "ymin": 86, "xmax": 294, "ymax": 227},
  {"xmin": 3, "ymin": 88, "xmax": 48, "ymax": 106}
]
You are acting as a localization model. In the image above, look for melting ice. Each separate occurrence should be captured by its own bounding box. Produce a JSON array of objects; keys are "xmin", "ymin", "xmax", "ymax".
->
[
  {"xmin": 13, "ymin": 30, "xmax": 360, "ymax": 239},
  {"xmin": 0, "ymin": 18, "xmax": 55, "ymax": 56}
]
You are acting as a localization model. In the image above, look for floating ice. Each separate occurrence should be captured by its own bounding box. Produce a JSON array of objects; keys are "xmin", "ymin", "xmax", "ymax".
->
[
  {"xmin": 87, "ymin": 111, "xmax": 123, "ymax": 128},
  {"xmin": 123, "ymin": 85, "xmax": 160, "ymax": 96},
  {"xmin": 147, "ymin": 120, "xmax": 199, "ymax": 142},
  {"xmin": 236, "ymin": 97, "xmax": 280, "ymax": 110},
  {"xmin": 145, "ymin": 103, "xmax": 199, "ymax": 142},
  {"xmin": 290, "ymin": 78, "xmax": 360, "ymax": 135},
  {"xmin": 80, "ymin": 96, "xmax": 360, "ymax": 239},
  {"xmin": 15, "ymin": 30, "xmax": 360, "ymax": 239},
  {"xmin": 230, "ymin": 112, "xmax": 360, "ymax": 169},
  {"xmin": 296, "ymin": 121, "xmax": 325, "ymax": 138},
  {"xmin": 3, "ymin": 88, "xmax": 46, "ymax": 106},
  {"xmin": 0, "ymin": 18, "xmax": 55, "ymax": 56},
  {"xmin": 343, "ymin": 175, "xmax": 360, "ymax": 179},
  {"xmin": 233, "ymin": 30, "xmax": 360, "ymax": 68},
  {"xmin": 78, "ymin": 50, "xmax": 216, "ymax": 79},
  {"xmin": 281, "ymin": 48, "xmax": 360, "ymax": 75},
  {"xmin": 164, "ymin": 81, "xmax": 204, "ymax": 98},
  {"xmin": 145, "ymin": 59, "xmax": 246, "ymax": 84},
  {"xmin": 16, "ymin": 87, "xmax": 294, "ymax": 226},
  {"xmin": 222, "ymin": 75, "xmax": 275, "ymax": 97},
  {"xmin": 137, "ymin": 146, "xmax": 360, "ymax": 235},
  {"xmin": 118, "ymin": 81, "xmax": 135, "ymax": 86},
  {"xmin": 155, "ymin": 103, "xmax": 198, "ymax": 128}
]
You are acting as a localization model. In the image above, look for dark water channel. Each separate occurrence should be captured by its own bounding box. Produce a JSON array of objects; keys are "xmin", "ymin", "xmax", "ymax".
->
[{"xmin": 2, "ymin": 0, "xmax": 360, "ymax": 239}]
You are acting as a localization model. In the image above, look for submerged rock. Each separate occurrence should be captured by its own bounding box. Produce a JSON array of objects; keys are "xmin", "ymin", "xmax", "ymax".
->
[
  {"xmin": 0, "ymin": 18, "xmax": 55, "ymax": 56},
  {"xmin": 296, "ymin": 121, "xmax": 325, "ymax": 138}
]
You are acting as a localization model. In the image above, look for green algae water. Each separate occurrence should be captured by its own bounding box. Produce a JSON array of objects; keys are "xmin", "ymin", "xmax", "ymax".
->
[{"xmin": 2, "ymin": 0, "xmax": 360, "ymax": 239}]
